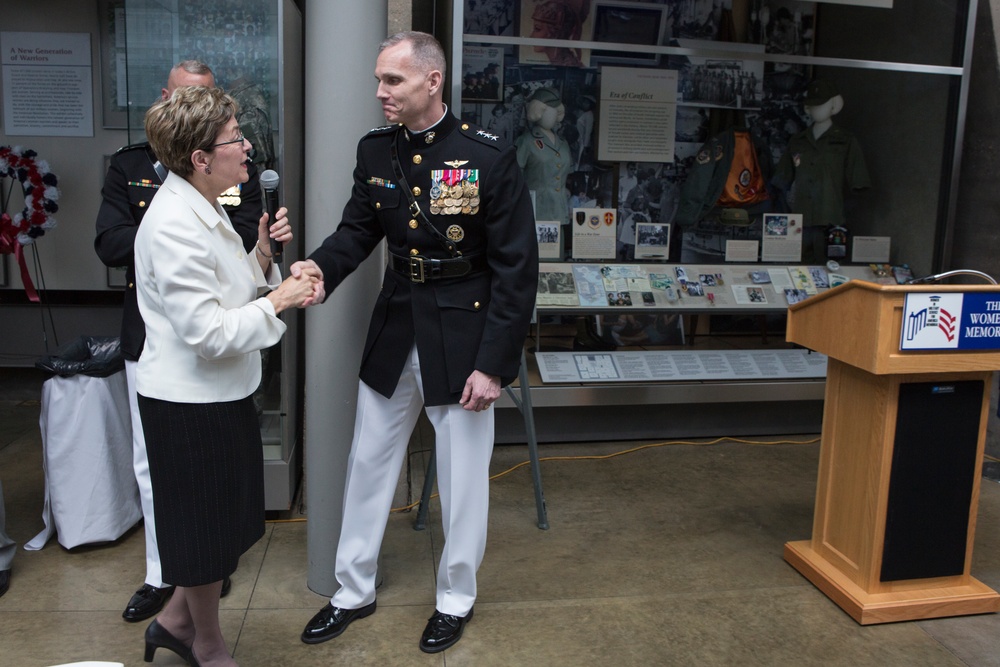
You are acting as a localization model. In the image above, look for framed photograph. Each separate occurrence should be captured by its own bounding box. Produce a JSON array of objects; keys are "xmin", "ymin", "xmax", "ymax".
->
[
  {"xmin": 671, "ymin": 39, "xmax": 766, "ymax": 110},
  {"xmin": 519, "ymin": 0, "xmax": 594, "ymax": 67},
  {"xmin": 462, "ymin": 46, "xmax": 505, "ymax": 102},
  {"xmin": 675, "ymin": 0, "xmax": 725, "ymax": 40},
  {"xmin": 536, "ymin": 221, "xmax": 563, "ymax": 260},
  {"xmin": 592, "ymin": 1, "xmax": 669, "ymax": 66},
  {"xmin": 634, "ymin": 222, "xmax": 671, "ymax": 260},
  {"xmin": 464, "ymin": 0, "xmax": 516, "ymax": 36},
  {"xmin": 749, "ymin": 1, "xmax": 818, "ymax": 58},
  {"xmin": 97, "ymin": 0, "xmax": 128, "ymax": 128},
  {"xmin": 107, "ymin": 265, "xmax": 127, "ymax": 289}
]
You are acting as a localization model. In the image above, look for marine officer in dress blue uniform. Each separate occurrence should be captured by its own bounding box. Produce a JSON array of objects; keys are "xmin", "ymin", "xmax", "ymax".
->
[{"xmin": 296, "ymin": 31, "xmax": 538, "ymax": 654}]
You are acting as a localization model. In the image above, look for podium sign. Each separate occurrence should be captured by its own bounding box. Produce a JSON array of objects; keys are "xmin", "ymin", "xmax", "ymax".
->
[{"xmin": 901, "ymin": 292, "xmax": 1000, "ymax": 350}]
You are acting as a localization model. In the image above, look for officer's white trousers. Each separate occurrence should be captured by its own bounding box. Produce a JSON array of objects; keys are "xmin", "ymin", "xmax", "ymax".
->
[
  {"xmin": 125, "ymin": 360, "xmax": 163, "ymax": 588},
  {"xmin": 331, "ymin": 344, "xmax": 493, "ymax": 617}
]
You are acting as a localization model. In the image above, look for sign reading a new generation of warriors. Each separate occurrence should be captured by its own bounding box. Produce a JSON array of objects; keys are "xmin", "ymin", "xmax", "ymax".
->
[
  {"xmin": 1, "ymin": 31, "xmax": 93, "ymax": 137},
  {"xmin": 598, "ymin": 67, "xmax": 677, "ymax": 164}
]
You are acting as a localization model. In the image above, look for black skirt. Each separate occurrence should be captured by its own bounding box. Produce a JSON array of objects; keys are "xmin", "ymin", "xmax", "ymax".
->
[{"xmin": 138, "ymin": 394, "xmax": 265, "ymax": 587}]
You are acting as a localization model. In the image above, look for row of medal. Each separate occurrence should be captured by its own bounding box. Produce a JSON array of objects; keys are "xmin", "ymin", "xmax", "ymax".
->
[{"xmin": 429, "ymin": 181, "xmax": 480, "ymax": 215}]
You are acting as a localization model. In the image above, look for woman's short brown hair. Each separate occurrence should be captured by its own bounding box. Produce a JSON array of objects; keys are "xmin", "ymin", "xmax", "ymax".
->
[{"xmin": 144, "ymin": 86, "xmax": 239, "ymax": 178}]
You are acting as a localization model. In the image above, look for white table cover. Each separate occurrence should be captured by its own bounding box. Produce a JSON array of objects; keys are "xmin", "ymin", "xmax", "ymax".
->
[{"xmin": 26, "ymin": 371, "xmax": 140, "ymax": 550}]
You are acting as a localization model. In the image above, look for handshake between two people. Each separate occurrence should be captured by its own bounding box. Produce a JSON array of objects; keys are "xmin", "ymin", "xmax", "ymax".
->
[
  {"xmin": 257, "ymin": 208, "xmax": 326, "ymax": 314},
  {"xmin": 266, "ymin": 264, "xmax": 324, "ymax": 314}
]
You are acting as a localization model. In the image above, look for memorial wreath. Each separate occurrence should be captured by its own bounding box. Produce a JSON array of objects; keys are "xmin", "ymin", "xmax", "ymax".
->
[{"xmin": 0, "ymin": 145, "xmax": 60, "ymax": 301}]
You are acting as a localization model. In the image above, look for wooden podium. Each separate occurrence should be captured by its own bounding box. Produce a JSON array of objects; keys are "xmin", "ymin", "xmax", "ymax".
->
[{"xmin": 784, "ymin": 280, "xmax": 1000, "ymax": 624}]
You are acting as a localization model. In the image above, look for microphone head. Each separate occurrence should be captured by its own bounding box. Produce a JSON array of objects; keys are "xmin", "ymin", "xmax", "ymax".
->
[{"xmin": 260, "ymin": 169, "xmax": 280, "ymax": 191}]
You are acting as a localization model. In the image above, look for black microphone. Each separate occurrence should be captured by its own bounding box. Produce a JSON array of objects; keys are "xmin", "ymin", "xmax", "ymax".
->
[{"xmin": 259, "ymin": 169, "xmax": 283, "ymax": 264}]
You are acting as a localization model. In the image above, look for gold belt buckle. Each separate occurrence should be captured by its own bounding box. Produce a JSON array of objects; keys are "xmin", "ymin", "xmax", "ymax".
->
[{"xmin": 408, "ymin": 256, "xmax": 426, "ymax": 283}]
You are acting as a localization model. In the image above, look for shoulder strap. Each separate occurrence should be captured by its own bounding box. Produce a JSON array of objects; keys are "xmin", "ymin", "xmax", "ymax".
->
[{"xmin": 151, "ymin": 160, "xmax": 167, "ymax": 183}]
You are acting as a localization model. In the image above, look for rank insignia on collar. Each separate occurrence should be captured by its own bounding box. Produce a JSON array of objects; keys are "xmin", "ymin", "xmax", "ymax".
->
[
  {"xmin": 446, "ymin": 225, "xmax": 465, "ymax": 242},
  {"xmin": 445, "ymin": 160, "xmax": 469, "ymax": 168},
  {"xmin": 476, "ymin": 129, "xmax": 499, "ymax": 141}
]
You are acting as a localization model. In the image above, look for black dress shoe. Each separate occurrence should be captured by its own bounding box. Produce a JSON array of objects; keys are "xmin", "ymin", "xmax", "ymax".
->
[
  {"xmin": 419, "ymin": 607, "xmax": 473, "ymax": 653},
  {"xmin": 143, "ymin": 619, "xmax": 193, "ymax": 664},
  {"xmin": 123, "ymin": 583, "xmax": 175, "ymax": 622},
  {"xmin": 300, "ymin": 600, "xmax": 376, "ymax": 644},
  {"xmin": 221, "ymin": 576, "xmax": 232, "ymax": 598},
  {"xmin": 0, "ymin": 569, "xmax": 10, "ymax": 598}
]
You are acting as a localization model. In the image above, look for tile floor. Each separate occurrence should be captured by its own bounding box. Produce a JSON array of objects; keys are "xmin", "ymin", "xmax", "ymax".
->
[{"xmin": 2, "ymin": 367, "xmax": 1000, "ymax": 666}]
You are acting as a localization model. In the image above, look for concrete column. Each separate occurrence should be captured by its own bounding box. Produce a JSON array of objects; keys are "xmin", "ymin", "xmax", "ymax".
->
[{"xmin": 303, "ymin": 1, "xmax": 388, "ymax": 596}]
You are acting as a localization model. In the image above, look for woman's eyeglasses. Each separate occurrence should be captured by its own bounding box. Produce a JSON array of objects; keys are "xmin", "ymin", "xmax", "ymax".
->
[{"xmin": 211, "ymin": 132, "xmax": 247, "ymax": 149}]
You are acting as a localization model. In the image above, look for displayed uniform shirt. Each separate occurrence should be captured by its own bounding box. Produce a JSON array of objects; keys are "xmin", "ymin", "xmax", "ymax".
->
[
  {"xmin": 676, "ymin": 128, "xmax": 772, "ymax": 226},
  {"xmin": 514, "ymin": 125, "xmax": 573, "ymax": 225},
  {"xmin": 772, "ymin": 123, "xmax": 871, "ymax": 227}
]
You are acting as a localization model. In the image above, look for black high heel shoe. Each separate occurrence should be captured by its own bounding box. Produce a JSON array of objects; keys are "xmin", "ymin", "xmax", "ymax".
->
[{"xmin": 144, "ymin": 619, "xmax": 198, "ymax": 665}]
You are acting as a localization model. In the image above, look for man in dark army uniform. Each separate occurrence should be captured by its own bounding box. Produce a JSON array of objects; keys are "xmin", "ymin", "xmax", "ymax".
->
[
  {"xmin": 297, "ymin": 31, "xmax": 538, "ymax": 654},
  {"xmin": 94, "ymin": 60, "xmax": 259, "ymax": 622}
]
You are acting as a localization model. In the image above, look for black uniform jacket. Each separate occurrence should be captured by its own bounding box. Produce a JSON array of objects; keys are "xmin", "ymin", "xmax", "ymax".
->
[
  {"xmin": 94, "ymin": 142, "xmax": 262, "ymax": 361},
  {"xmin": 308, "ymin": 113, "xmax": 539, "ymax": 406}
]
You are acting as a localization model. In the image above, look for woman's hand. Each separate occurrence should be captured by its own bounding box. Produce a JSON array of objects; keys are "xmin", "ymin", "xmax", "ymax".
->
[{"xmin": 259, "ymin": 206, "xmax": 291, "ymax": 251}]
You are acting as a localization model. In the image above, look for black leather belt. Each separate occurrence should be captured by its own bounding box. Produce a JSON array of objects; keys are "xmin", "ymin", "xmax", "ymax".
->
[{"xmin": 389, "ymin": 253, "xmax": 487, "ymax": 283}]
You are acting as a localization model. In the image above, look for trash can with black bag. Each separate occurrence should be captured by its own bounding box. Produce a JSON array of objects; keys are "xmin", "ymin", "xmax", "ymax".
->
[{"xmin": 25, "ymin": 336, "xmax": 141, "ymax": 550}]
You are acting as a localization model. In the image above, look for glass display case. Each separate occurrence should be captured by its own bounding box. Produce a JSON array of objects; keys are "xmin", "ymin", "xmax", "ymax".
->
[
  {"xmin": 445, "ymin": 0, "xmax": 977, "ymax": 441},
  {"xmin": 451, "ymin": 0, "xmax": 974, "ymax": 276},
  {"xmin": 100, "ymin": 0, "xmax": 302, "ymax": 508}
]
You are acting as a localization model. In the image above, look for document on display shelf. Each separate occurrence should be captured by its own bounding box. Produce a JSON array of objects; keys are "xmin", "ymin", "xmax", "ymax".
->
[
  {"xmin": 725, "ymin": 240, "xmax": 759, "ymax": 263},
  {"xmin": 732, "ymin": 284, "xmax": 769, "ymax": 305},
  {"xmin": 536, "ymin": 266, "xmax": 579, "ymax": 307},
  {"xmin": 536, "ymin": 349, "xmax": 829, "ymax": 383},
  {"xmin": 598, "ymin": 67, "xmax": 677, "ymax": 163},
  {"xmin": 535, "ymin": 220, "xmax": 562, "ymax": 260},
  {"xmin": 852, "ymin": 236, "xmax": 891, "ymax": 263},
  {"xmin": 761, "ymin": 213, "xmax": 803, "ymax": 263},
  {"xmin": 571, "ymin": 208, "xmax": 617, "ymax": 260}
]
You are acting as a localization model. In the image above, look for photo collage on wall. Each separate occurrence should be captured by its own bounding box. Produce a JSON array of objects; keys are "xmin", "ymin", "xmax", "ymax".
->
[
  {"xmin": 462, "ymin": 0, "xmax": 819, "ymax": 263},
  {"xmin": 177, "ymin": 1, "xmax": 280, "ymax": 169}
]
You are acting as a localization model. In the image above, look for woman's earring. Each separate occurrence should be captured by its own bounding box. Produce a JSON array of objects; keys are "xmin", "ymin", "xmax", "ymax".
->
[{"xmin": 205, "ymin": 166, "xmax": 212, "ymax": 175}]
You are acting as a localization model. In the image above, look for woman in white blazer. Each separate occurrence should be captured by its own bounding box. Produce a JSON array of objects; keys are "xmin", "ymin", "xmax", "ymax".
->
[{"xmin": 133, "ymin": 86, "xmax": 319, "ymax": 667}]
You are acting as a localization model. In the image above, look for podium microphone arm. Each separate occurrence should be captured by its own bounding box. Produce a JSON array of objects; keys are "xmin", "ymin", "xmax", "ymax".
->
[{"xmin": 907, "ymin": 269, "xmax": 997, "ymax": 286}]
